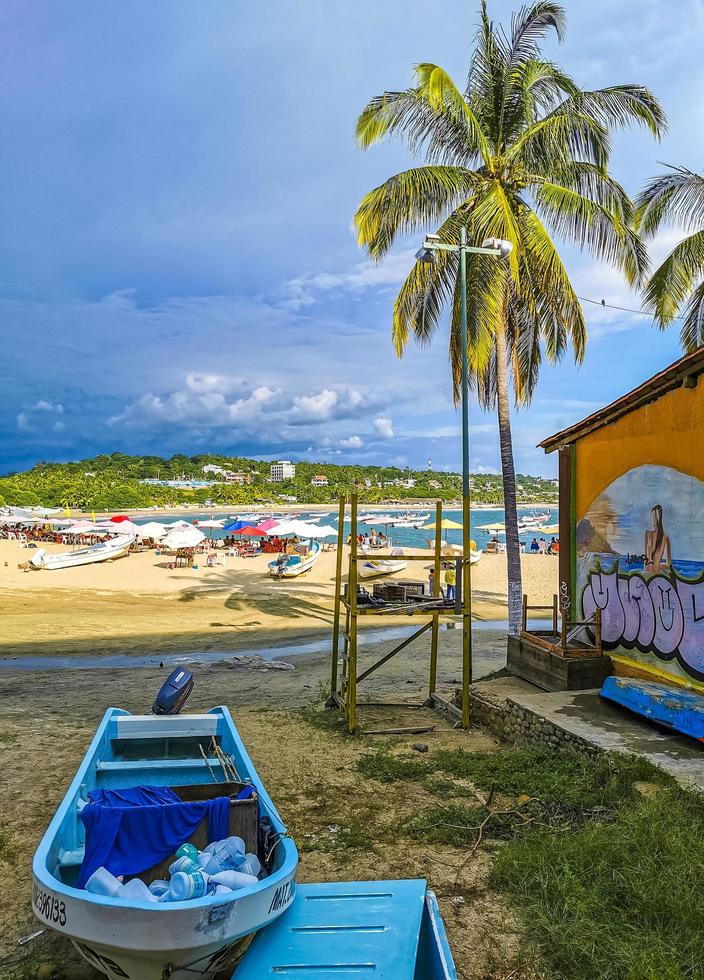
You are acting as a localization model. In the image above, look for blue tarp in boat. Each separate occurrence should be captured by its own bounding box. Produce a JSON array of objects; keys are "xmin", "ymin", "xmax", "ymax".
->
[{"xmin": 78, "ymin": 785, "xmax": 230, "ymax": 887}]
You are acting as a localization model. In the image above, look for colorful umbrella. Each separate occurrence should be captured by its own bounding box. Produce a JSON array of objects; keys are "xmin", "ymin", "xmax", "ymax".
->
[
  {"xmin": 232, "ymin": 525, "xmax": 266, "ymax": 537},
  {"xmin": 423, "ymin": 518, "xmax": 464, "ymax": 531}
]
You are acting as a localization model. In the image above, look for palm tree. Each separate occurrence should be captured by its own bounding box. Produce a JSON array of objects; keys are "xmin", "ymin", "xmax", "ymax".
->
[
  {"xmin": 353, "ymin": 0, "xmax": 665, "ymax": 632},
  {"xmin": 636, "ymin": 165, "xmax": 704, "ymax": 349}
]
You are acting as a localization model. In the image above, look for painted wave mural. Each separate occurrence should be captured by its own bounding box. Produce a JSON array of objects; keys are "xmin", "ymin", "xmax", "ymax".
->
[{"xmin": 577, "ymin": 464, "xmax": 704, "ymax": 684}]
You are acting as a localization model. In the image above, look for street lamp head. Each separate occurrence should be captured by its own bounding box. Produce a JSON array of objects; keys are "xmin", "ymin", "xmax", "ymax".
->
[
  {"xmin": 482, "ymin": 237, "xmax": 513, "ymax": 259},
  {"xmin": 415, "ymin": 246, "xmax": 436, "ymax": 264}
]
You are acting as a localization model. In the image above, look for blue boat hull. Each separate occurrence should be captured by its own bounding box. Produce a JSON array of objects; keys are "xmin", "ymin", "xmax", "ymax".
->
[
  {"xmin": 32, "ymin": 706, "xmax": 299, "ymax": 980},
  {"xmin": 600, "ymin": 676, "xmax": 704, "ymax": 741}
]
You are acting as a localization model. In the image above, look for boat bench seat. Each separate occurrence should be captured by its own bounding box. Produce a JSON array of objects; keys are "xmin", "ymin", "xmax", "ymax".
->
[
  {"xmin": 96, "ymin": 757, "xmax": 225, "ymax": 773},
  {"xmin": 234, "ymin": 879, "xmax": 428, "ymax": 978},
  {"xmin": 111, "ymin": 714, "xmax": 223, "ymax": 740}
]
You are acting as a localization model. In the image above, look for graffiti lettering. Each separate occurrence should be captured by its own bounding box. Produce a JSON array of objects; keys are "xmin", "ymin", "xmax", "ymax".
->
[{"xmin": 581, "ymin": 565, "xmax": 704, "ymax": 680}]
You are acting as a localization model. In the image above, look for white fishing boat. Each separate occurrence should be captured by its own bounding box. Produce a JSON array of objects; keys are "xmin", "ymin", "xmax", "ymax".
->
[
  {"xmin": 358, "ymin": 552, "xmax": 408, "ymax": 579},
  {"xmin": 268, "ymin": 540, "xmax": 322, "ymax": 578},
  {"xmin": 32, "ymin": 697, "xmax": 298, "ymax": 980},
  {"xmin": 30, "ymin": 534, "xmax": 135, "ymax": 570}
]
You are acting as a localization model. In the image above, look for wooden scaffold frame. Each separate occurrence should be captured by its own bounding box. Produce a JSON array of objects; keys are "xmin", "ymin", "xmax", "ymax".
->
[{"xmin": 326, "ymin": 494, "xmax": 472, "ymax": 733}]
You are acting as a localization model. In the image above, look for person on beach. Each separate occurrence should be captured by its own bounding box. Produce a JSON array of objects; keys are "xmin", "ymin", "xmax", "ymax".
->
[
  {"xmin": 428, "ymin": 567, "xmax": 435, "ymax": 595},
  {"xmin": 645, "ymin": 504, "xmax": 671, "ymax": 571},
  {"xmin": 444, "ymin": 564, "xmax": 456, "ymax": 601},
  {"xmin": 530, "ymin": 538, "xmax": 539, "ymax": 553},
  {"xmin": 538, "ymin": 538, "xmax": 547, "ymax": 553}
]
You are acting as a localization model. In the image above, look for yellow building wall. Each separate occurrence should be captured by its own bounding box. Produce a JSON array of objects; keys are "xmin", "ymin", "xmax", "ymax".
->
[
  {"xmin": 576, "ymin": 381, "xmax": 704, "ymax": 516},
  {"xmin": 574, "ymin": 379, "xmax": 704, "ymax": 691}
]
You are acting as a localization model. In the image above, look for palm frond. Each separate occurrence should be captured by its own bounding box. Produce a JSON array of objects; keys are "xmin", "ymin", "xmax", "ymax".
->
[
  {"xmin": 635, "ymin": 165, "xmax": 704, "ymax": 236},
  {"xmin": 567, "ymin": 86, "xmax": 667, "ymax": 138},
  {"xmin": 535, "ymin": 162, "xmax": 632, "ymax": 221},
  {"xmin": 679, "ymin": 280, "xmax": 704, "ymax": 351},
  {"xmin": 507, "ymin": 111, "xmax": 611, "ymax": 170},
  {"xmin": 642, "ymin": 230, "xmax": 704, "ymax": 325},
  {"xmin": 355, "ymin": 89, "xmax": 479, "ymax": 166},
  {"xmin": 354, "ymin": 166, "xmax": 479, "ymax": 257},
  {"xmin": 507, "ymin": 2, "xmax": 566, "ymax": 65},
  {"xmin": 414, "ymin": 64, "xmax": 491, "ymax": 164},
  {"xmin": 535, "ymin": 180, "xmax": 649, "ymax": 285}
]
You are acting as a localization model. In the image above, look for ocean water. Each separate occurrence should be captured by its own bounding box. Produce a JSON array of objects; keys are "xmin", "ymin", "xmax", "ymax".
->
[{"xmin": 133, "ymin": 505, "xmax": 558, "ymax": 550}]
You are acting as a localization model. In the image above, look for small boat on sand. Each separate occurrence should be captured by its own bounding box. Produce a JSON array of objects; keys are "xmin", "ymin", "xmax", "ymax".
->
[
  {"xmin": 358, "ymin": 548, "xmax": 408, "ymax": 579},
  {"xmin": 32, "ymin": 704, "xmax": 298, "ymax": 980},
  {"xmin": 268, "ymin": 540, "xmax": 322, "ymax": 578},
  {"xmin": 30, "ymin": 534, "xmax": 135, "ymax": 570}
]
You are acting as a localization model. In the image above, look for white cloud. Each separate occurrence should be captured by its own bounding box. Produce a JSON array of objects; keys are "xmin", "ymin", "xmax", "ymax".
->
[
  {"xmin": 15, "ymin": 400, "xmax": 65, "ymax": 433},
  {"xmin": 280, "ymin": 249, "xmax": 416, "ymax": 310},
  {"xmin": 340, "ymin": 434, "xmax": 363, "ymax": 449},
  {"xmin": 373, "ymin": 416, "xmax": 394, "ymax": 439},
  {"xmin": 33, "ymin": 400, "xmax": 64, "ymax": 413}
]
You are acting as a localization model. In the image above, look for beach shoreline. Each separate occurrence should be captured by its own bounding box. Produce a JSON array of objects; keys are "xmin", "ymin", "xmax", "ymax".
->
[{"xmin": 0, "ymin": 540, "xmax": 558, "ymax": 659}]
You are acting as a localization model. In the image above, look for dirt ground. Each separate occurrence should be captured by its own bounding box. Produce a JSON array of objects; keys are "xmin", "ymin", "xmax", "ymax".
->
[{"xmin": 0, "ymin": 628, "xmax": 529, "ymax": 980}]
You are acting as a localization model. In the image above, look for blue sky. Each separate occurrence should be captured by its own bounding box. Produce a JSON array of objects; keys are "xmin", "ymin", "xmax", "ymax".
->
[{"xmin": 1, "ymin": 0, "xmax": 702, "ymax": 477}]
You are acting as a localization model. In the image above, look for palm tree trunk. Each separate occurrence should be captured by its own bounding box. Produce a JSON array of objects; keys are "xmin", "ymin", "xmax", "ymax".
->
[{"xmin": 494, "ymin": 319, "xmax": 522, "ymax": 634}]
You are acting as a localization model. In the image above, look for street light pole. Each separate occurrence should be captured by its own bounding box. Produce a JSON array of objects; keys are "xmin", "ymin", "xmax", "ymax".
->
[
  {"xmin": 415, "ymin": 231, "xmax": 512, "ymax": 728},
  {"xmin": 458, "ymin": 226, "xmax": 472, "ymax": 728}
]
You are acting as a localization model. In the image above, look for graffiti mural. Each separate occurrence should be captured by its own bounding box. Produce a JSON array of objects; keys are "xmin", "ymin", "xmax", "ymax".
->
[{"xmin": 578, "ymin": 465, "xmax": 704, "ymax": 684}]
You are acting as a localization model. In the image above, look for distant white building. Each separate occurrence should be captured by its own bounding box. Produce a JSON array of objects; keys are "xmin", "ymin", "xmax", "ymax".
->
[
  {"xmin": 202, "ymin": 464, "xmax": 251, "ymax": 484},
  {"xmin": 310, "ymin": 474, "xmax": 328, "ymax": 487},
  {"xmin": 398, "ymin": 478, "xmax": 416, "ymax": 489},
  {"xmin": 270, "ymin": 460, "xmax": 296, "ymax": 482}
]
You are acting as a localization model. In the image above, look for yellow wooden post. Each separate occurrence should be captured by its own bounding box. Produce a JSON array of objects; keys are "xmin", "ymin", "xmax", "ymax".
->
[
  {"xmin": 348, "ymin": 493, "xmax": 359, "ymax": 733},
  {"xmin": 428, "ymin": 500, "xmax": 443, "ymax": 697},
  {"xmin": 329, "ymin": 495, "xmax": 346, "ymax": 698}
]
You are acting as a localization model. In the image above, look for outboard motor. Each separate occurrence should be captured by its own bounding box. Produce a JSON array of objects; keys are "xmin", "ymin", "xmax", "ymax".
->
[{"xmin": 152, "ymin": 667, "xmax": 194, "ymax": 715}]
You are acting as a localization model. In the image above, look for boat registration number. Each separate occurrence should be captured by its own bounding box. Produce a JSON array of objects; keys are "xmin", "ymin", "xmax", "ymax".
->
[{"xmin": 32, "ymin": 884, "xmax": 67, "ymax": 926}]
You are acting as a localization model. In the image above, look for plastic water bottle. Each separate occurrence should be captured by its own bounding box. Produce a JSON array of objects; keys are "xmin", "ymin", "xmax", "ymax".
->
[
  {"xmin": 148, "ymin": 879, "xmax": 171, "ymax": 898},
  {"xmin": 85, "ymin": 867, "xmax": 123, "ymax": 898},
  {"xmin": 209, "ymin": 870, "xmax": 259, "ymax": 891},
  {"xmin": 163, "ymin": 870, "xmax": 211, "ymax": 902},
  {"xmin": 176, "ymin": 843, "xmax": 201, "ymax": 864},
  {"xmin": 169, "ymin": 855, "xmax": 201, "ymax": 876},
  {"xmin": 239, "ymin": 853, "xmax": 262, "ymax": 878},
  {"xmin": 201, "ymin": 837, "xmax": 246, "ymax": 875},
  {"xmin": 121, "ymin": 878, "xmax": 159, "ymax": 903}
]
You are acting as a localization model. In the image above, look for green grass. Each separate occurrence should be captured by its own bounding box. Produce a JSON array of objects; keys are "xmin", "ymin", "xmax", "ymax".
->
[
  {"xmin": 358, "ymin": 743, "xmax": 700, "ymax": 978},
  {"xmin": 490, "ymin": 787, "xmax": 704, "ymax": 979},
  {"xmin": 358, "ymin": 744, "xmax": 672, "ymax": 806}
]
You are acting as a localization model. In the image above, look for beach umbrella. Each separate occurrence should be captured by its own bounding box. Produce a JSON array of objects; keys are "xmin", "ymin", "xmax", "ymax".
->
[
  {"xmin": 270, "ymin": 520, "xmax": 320, "ymax": 537},
  {"xmin": 231, "ymin": 525, "xmax": 267, "ymax": 537},
  {"xmin": 98, "ymin": 519, "xmax": 141, "ymax": 537},
  {"xmin": 161, "ymin": 525, "xmax": 205, "ymax": 549},
  {"xmin": 477, "ymin": 522, "xmax": 506, "ymax": 533},
  {"xmin": 109, "ymin": 515, "xmax": 131, "ymax": 523},
  {"xmin": 193, "ymin": 519, "xmax": 225, "ymax": 528},
  {"xmin": 423, "ymin": 518, "xmax": 464, "ymax": 531},
  {"xmin": 223, "ymin": 520, "xmax": 250, "ymax": 533},
  {"xmin": 303, "ymin": 524, "xmax": 338, "ymax": 538},
  {"xmin": 256, "ymin": 518, "xmax": 280, "ymax": 532},
  {"xmin": 166, "ymin": 519, "xmax": 192, "ymax": 529},
  {"xmin": 135, "ymin": 521, "xmax": 168, "ymax": 540}
]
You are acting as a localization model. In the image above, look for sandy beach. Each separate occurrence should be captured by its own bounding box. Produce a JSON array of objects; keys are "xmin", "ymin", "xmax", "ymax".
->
[
  {"xmin": 0, "ymin": 627, "xmax": 517, "ymax": 979},
  {"xmin": 0, "ymin": 539, "xmax": 558, "ymax": 658}
]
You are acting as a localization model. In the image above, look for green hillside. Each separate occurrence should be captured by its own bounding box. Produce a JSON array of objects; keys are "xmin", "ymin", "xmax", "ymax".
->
[{"xmin": 0, "ymin": 452, "xmax": 558, "ymax": 510}]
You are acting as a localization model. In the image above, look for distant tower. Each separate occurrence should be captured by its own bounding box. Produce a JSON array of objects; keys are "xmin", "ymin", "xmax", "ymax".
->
[{"xmin": 428, "ymin": 458, "xmax": 432, "ymax": 471}]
